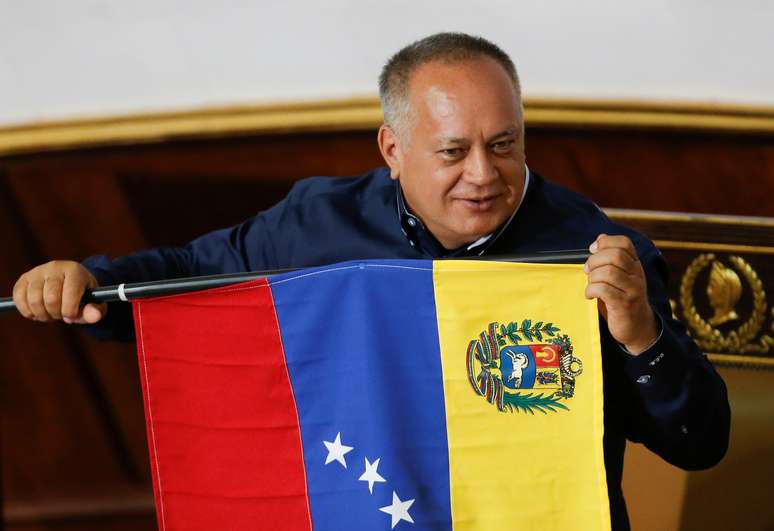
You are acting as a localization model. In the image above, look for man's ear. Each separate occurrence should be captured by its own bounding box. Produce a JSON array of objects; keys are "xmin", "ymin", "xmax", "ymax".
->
[{"xmin": 377, "ymin": 124, "xmax": 402, "ymax": 181}]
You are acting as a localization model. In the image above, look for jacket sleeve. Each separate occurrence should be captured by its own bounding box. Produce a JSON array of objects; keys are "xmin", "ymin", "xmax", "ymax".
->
[
  {"xmin": 620, "ymin": 245, "xmax": 730, "ymax": 469},
  {"xmin": 80, "ymin": 209, "xmax": 278, "ymax": 343}
]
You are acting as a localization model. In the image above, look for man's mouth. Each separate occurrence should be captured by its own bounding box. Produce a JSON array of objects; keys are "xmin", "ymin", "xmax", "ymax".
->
[{"xmin": 458, "ymin": 195, "xmax": 498, "ymax": 211}]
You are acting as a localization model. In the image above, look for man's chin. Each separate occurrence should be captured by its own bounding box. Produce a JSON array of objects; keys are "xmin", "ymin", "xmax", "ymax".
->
[
  {"xmin": 438, "ymin": 206, "xmax": 513, "ymax": 249},
  {"xmin": 447, "ymin": 224, "xmax": 500, "ymax": 249},
  {"xmin": 456, "ymin": 214, "xmax": 510, "ymax": 238}
]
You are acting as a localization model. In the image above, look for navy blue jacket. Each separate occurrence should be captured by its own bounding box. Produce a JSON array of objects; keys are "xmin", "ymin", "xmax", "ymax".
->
[{"xmin": 83, "ymin": 167, "xmax": 730, "ymax": 530}]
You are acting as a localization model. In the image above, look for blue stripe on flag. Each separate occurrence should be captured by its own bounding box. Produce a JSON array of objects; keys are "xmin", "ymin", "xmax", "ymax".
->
[{"xmin": 270, "ymin": 261, "xmax": 452, "ymax": 530}]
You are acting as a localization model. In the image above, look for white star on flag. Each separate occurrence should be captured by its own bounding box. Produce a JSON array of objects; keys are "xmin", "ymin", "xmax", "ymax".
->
[
  {"xmin": 358, "ymin": 457, "xmax": 386, "ymax": 494},
  {"xmin": 323, "ymin": 432, "xmax": 353, "ymax": 468},
  {"xmin": 379, "ymin": 491, "xmax": 415, "ymax": 529}
]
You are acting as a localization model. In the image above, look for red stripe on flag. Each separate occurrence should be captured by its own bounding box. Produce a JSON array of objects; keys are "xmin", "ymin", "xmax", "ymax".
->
[{"xmin": 133, "ymin": 279, "xmax": 312, "ymax": 530}]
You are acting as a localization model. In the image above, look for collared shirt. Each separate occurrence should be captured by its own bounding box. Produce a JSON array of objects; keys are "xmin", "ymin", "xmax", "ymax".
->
[{"xmin": 83, "ymin": 166, "xmax": 729, "ymax": 531}]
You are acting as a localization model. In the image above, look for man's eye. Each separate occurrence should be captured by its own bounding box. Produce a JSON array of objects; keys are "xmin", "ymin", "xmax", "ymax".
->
[
  {"xmin": 441, "ymin": 148, "xmax": 463, "ymax": 158},
  {"xmin": 492, "ymin": 140, "xmax": 515, "ymax": 153}
]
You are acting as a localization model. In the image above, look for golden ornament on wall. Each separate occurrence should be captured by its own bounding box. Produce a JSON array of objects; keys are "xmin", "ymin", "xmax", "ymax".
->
[
  {"xmin": 706, "ymin": 260, "xmax": 742, "ymax": 326},
  {"xmin": 679, "ymin": 253, "xmax": 774, "ymax": 354}
]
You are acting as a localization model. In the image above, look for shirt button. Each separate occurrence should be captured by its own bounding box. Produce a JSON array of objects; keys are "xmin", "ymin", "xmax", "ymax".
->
[
  {"xmin": 680, "ymin": 425, "xmax": 688, "ymax": 435},
  {"xmin": 409, "ymin": 240, "xmax": 415, "ymax": 247},
  {"xmin": 407, "ymin": 218, "xmax": 417, "ymax": 227},
  {"xmin": 636, "ymin": 375, "xmax": 651, "ymax": 384}
]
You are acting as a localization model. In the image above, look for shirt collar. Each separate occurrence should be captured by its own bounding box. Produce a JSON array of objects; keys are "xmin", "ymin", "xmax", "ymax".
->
[{"xmin": 395, "ymin": 166, "xmax": 531, "ymax": 257}]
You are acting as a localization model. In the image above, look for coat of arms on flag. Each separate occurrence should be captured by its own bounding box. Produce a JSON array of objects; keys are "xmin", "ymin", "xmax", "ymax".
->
[{"xmin": 466, "ymin": 321, "xmax": 584, "ymax": 414}]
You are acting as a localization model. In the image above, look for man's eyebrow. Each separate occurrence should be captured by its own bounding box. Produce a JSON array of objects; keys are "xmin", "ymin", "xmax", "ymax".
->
[
  {"xmin": 438, "ymin": 127, "xmax": 518, "ymax": 147},
  {"xmin": 486, "ymin": 127, "xmax": 518, "ymax": 143},
  {"xmin": 438, "ymin": 137, "xmax": 468, "ymax": 146}
]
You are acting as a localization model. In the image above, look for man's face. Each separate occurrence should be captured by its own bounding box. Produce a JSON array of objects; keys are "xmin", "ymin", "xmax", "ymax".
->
[{"xmin": 379, "ymin": 57, "xmax": 526, "ymax": 250}]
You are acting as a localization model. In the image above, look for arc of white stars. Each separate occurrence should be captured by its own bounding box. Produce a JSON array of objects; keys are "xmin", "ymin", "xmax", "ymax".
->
[
  {"xmin": 379, "ymin": 491, "xmax": 415, "ymax": 529},
  {"xmin": 358, "ymin": 457, "xmax": 386, "ymax": 494},
  {"xmin": 323, "ymin": 432, "xmax": 353, "ymax": 468}
]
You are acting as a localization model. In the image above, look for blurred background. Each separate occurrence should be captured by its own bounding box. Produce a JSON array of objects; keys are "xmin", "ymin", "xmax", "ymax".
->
[{"xmin": 1, "ymin": 1, "xmax": 773, "ymax": 529}]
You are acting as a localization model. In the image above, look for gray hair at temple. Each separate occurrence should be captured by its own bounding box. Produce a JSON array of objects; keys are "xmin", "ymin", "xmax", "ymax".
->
[{"xmin": 378, "ymin": 32, "xmax": 522, "ymax": 141}]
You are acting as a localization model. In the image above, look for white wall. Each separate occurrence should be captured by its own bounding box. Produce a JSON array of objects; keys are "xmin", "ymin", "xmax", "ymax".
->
[{"xmin": 1, "ymin": 0, "xmax": 772, "ymax": 126}]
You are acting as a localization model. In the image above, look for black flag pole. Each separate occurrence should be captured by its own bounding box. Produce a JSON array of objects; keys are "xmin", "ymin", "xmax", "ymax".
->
[{"xmin": 0, "ymin": 250, "xmax": 590, "ymax": 314}]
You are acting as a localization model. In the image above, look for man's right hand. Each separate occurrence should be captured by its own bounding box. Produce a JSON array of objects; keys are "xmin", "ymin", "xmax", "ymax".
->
[{"xmin": 12, "ymin": 260, "xmax": 107, "ymax": 324}]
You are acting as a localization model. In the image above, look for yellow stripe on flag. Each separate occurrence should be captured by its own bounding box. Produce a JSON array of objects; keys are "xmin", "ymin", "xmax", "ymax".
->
[{"xmin": 433, "ymin": 260, "xmax": 609, "ymax": 531}]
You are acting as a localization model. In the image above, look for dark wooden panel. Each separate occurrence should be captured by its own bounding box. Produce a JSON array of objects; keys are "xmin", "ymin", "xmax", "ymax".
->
[
  {"xmin": 0, "ymin": 171, "xmax": 152, "ymax": 530},
  {"xmin": 526, "ymin": 128, "xmax": 774, "ymax": 216}
]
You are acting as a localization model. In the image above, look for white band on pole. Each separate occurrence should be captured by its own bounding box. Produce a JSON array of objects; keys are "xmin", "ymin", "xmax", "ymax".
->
[{"xmin": 117, "ymin": 283, "xmax": 128, "ymax": 302}]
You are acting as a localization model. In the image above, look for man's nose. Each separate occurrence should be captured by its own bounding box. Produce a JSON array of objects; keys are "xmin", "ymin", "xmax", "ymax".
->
[{"xmin": 463, "ymin": 145, "xmax": 498, "ymax": 185}]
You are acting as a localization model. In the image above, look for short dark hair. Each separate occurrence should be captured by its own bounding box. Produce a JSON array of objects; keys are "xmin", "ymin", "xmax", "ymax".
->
[{"xmin": 378, "ymin": 32, "xmax": 521, "ymax": 136}]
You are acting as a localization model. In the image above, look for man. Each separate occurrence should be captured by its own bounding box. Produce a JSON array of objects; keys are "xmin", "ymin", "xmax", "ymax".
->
[{"xmin": 12, "ymin": 33, "xmax": 729, "ymax": 529}]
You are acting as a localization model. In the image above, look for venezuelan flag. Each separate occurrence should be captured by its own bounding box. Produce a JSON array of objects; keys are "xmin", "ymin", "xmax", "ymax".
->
[{"xmin": 133, "ymin": 260, "xmax": 609, "ymax": 530}]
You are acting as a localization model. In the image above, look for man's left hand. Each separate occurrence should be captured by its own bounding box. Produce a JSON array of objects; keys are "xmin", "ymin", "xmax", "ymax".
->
[{"xmin": 584, "ymin": 234, "xmax": 659, "ymax": 355}]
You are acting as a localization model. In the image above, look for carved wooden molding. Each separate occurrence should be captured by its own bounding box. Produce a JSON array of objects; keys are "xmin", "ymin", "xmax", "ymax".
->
[
  {"xmin": 4, "ymin": 493, "xmax": 154, "ymax": 525},
  {"xmin": 2, "ymin": 97, "xmax": 774, "ymax": 156}
]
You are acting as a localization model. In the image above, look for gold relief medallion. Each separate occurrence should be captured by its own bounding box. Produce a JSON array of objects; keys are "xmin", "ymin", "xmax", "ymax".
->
[
  {"xmin": 706, "ymin": 261, "xmax": 742, "ymax": 326},
  {"xmin": 679, "ymin": 254, "xmax": 774, "ymax": 354}
]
